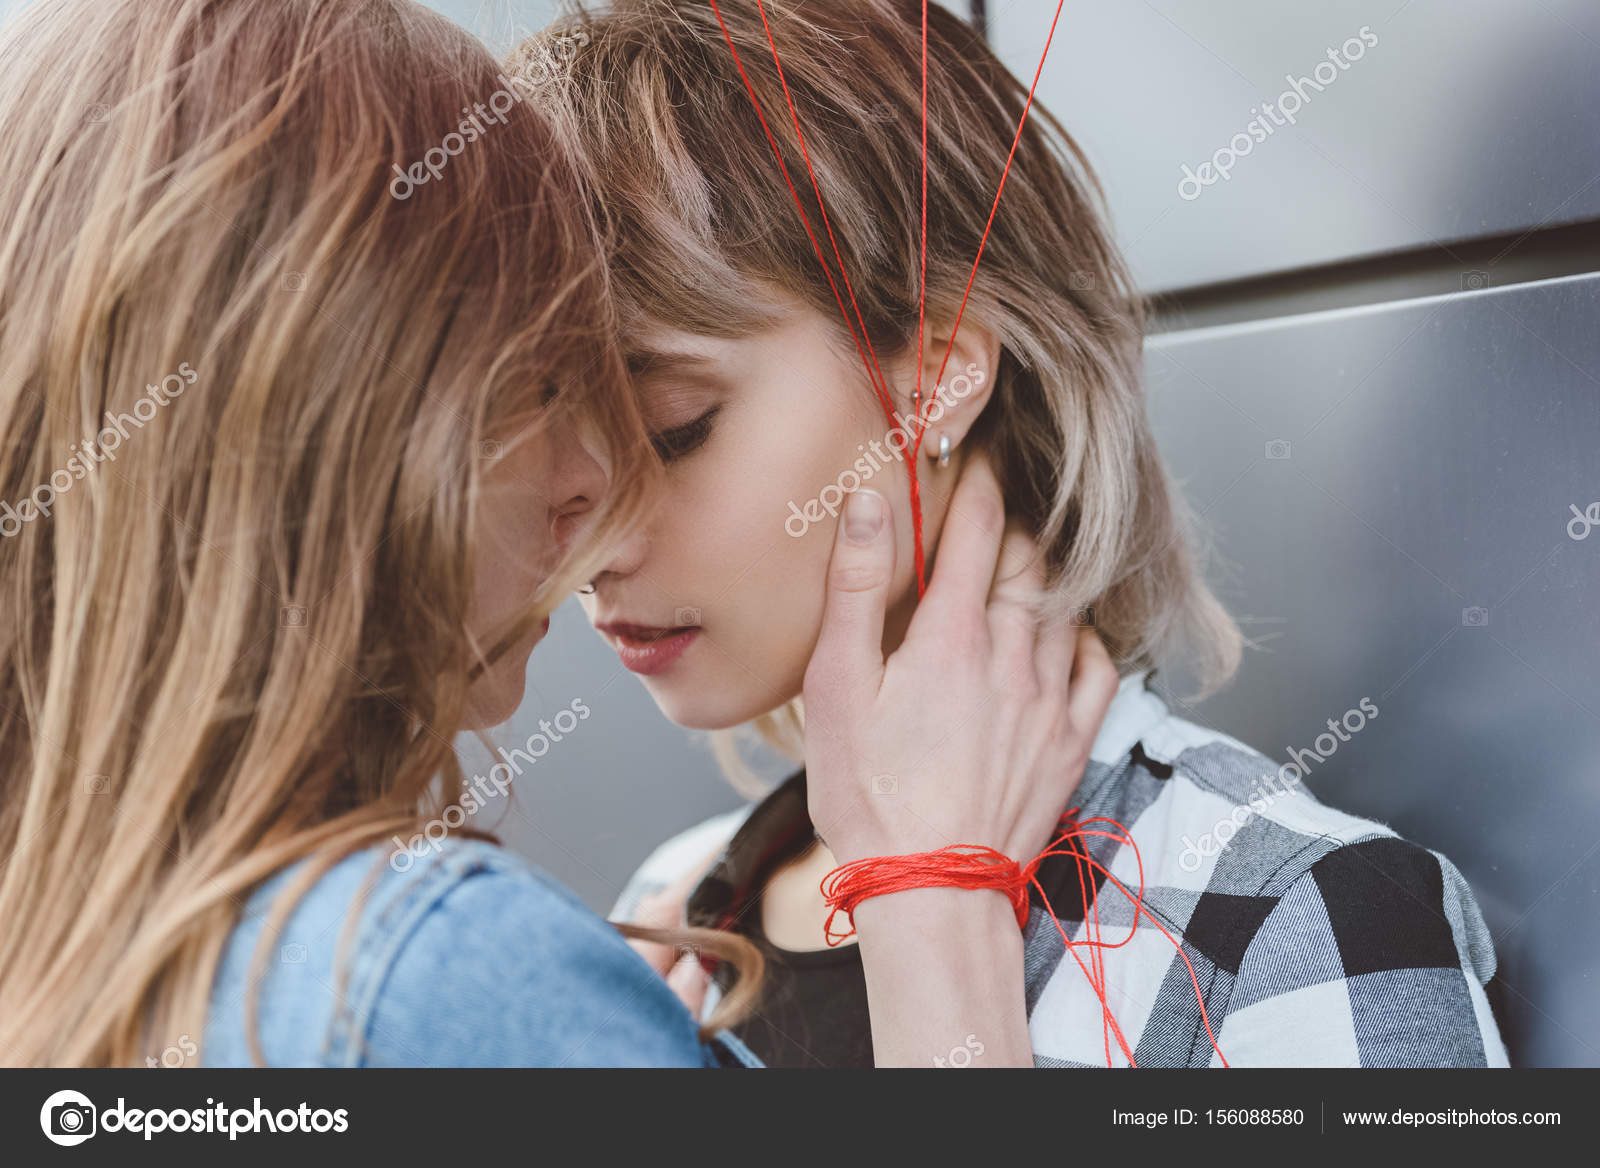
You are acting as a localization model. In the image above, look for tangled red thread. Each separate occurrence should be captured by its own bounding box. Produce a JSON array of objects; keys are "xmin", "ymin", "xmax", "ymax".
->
[
  {"xmin": 706, "ymin": 0, "xmax": 1067, "ymax": 597},
  {"xmin": 821, "ymin": 811, "xmax": 1229, "ymax": 1069}
]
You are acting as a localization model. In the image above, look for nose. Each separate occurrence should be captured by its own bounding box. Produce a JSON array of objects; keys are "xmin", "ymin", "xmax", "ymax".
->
[
  {"xmin": 547, "ymin": 414, "xmax": 609, "ymax": 556},
  {"xmin": 587, "ymin": 512, "xmax": 649, "ymax": 586}
]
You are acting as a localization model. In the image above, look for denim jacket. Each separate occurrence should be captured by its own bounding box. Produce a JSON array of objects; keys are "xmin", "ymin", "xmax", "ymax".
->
[{"xmin": 203, "ymin": 839, "xmax": 761, "ymax": 1067}]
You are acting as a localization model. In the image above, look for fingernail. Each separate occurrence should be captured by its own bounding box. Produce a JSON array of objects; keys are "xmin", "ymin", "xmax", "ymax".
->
[{"xmin": 845, "ymin": 489, "xmax": 885, "ymax": 542}]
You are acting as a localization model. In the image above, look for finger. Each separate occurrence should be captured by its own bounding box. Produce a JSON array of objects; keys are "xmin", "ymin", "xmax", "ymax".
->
[
  {"xmin": 1034, "ymin": 599, "xmax": 1080, "ymax": 697},
  {"xmin": 622, "ymin": 840, "xmax": 724, "ymax": 974},
  {"xmin": 987, "ymin": 525, "xmax": 1046, "ymax": 681},
  {"xmin": 1066, "ymin": 625, "xmax": 1119, "ymax": 732},
  {"xmin": 808, "ymin": 488, "xmax": 895, "ymax": 699},
  {"xmin": 625, "ymin": 890, "xmax": 683, "ymax": 975},
  {"xmin": 915, "ymin": 451, "xmax": 1007, "ymax": 630},
  {"xmin": 626, "ymin": 937, "xmax": 676, "ymax": 976},
  {"xmin": 666, "ymin": 953, "xmax": 709, "ymax": 1018}
]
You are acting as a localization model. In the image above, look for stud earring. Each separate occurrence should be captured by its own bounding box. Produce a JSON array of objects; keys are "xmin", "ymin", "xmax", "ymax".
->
[{"xmin": 578, "ymin": 582, "xmax": 596, "ymax": 595}]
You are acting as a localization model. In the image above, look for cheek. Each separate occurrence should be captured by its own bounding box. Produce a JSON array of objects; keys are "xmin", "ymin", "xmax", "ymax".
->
[
  {"xmin": 654, "ymin": 422, "xmax": 859, "ymax": 668},
  {"xmin": 476, "ymin": 447, "xmax": 552, "ymax": 586},
  {"xmin": 767, "ymin": 450, "xmax": 922, "ymax": 660},
  {"xmin": 470, "ymin": 507, "xmax": 543, "ymax": 631},
  {"xmin": 465, "ymin": 455, "xmax": 554, "ymax": 669}
]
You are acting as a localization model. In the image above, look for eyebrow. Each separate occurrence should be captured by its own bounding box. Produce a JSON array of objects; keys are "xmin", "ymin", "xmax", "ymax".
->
[{"xmin": 625, "ymin": 348, "xmax": 720, "ymax": 379}]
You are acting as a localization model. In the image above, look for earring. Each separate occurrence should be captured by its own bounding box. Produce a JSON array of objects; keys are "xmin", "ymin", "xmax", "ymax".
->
[
  {"xmin": 931, "ymin": 433, "xmax": 951, "ymax": 468},
  {"xmin": 578, "ymin": 582, "xmax": 596, "ymax": 595}
]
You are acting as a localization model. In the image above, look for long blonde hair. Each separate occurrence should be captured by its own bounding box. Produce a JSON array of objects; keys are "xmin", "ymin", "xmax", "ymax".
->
[
  {"xmin": 531, "ymin": 0, "xmax": 1241, "ymax": 772},
  {"xmin": 0, "ymin": 0, "xmax": 688, "ymax": 1065}
]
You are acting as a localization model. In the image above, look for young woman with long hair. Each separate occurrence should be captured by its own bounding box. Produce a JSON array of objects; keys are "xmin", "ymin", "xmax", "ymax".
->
[
  {"xmin": 0, "ymin": 0, "xmax": 1116, "ymax": 1067},
  {"xmin": 535, "ymin": 0, "xmax": 1508, "ymax": 1068}
]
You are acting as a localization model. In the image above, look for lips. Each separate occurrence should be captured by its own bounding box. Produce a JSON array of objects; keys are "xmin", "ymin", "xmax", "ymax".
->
[{"xmin": 596, "ymin": 621, "xmax": 701, "ymax": 676}]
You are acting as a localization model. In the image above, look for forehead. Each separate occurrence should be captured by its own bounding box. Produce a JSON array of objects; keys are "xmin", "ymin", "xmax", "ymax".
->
[
  {"xmin": 625, "ymin": 296, "xmax": 848, "ymax": 371},
  {"xmin": 625, "ymin": 331, "xmax": 727, "ymax": 378}
]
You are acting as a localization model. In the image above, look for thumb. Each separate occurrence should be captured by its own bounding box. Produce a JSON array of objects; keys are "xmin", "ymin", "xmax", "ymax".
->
[
  {"xmin": 666, "ymin": 954, "xmax": 709, "ymax": 1018},
  {"xmin": 808, "ymin": 488, "xmax": 895, "ymax": 702}
]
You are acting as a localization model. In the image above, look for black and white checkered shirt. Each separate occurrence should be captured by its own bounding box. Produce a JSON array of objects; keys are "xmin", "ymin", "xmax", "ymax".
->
[{"xmin": 614, "ymin": 674, "xmax": 1508, "ymax": 1067}]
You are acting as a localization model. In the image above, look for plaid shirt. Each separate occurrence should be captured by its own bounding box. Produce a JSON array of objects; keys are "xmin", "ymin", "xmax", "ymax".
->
[{"xmin": 614, "ymin": 674, "xmax": 1509, "ymax": 1067}]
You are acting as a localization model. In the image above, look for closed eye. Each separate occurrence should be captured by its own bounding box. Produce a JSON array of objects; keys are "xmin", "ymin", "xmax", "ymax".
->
[{"xmin": 649, "ymin": 405, "xmax": 720, "ymax": 463}]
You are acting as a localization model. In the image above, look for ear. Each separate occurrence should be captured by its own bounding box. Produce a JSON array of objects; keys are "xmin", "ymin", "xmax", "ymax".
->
[{"xmin": 895, "ymin": 313, "xmax": 1001, "ymax": 453}]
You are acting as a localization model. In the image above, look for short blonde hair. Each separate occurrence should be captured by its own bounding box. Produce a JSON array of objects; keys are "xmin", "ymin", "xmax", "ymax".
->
[{"xmin": 534, "ymin": 0, "xmax": 1241, "ymax": 717}]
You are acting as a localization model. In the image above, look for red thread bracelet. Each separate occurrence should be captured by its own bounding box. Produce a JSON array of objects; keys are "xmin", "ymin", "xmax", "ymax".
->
[
  {"xmin": 820, "ymin": 811, "xmax": 1229, "ymax": 1068},
  {"xmin": 819, "ymin": 843, "xmax": 1041, "ymax": 945}
]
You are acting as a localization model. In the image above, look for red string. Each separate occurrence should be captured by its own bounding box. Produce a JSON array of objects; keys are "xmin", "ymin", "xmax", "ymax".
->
[
  {"xmin": 708, "ymin": 2, "xmax": 1067, "ymax": 594},
  {"xmin": 924, "ymin": 0, "xmax": 1068, "ymax": 407},
  {"xmin": 821, "ymin": 810, "xmax": 1230, "ymax": 1069},
  {"xmin": 706, "ymin": 1, "xmax": 898, "ymax": 426},
  {"xmin": 911, "ymin": 0, "xmax": 928, "ymax": 593},
  {"xmin": 821, "ymin": 843, "xmax": 1034, "ymax": 943}
]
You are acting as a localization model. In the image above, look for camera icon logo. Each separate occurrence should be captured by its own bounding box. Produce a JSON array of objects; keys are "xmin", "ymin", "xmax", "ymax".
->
[
  {"xmin": 83, "ymin": 103, "xmax": 110, "ymax": 124},
  {"xmin": 280, "ymin": 942, "xmax": 307, "ymax": 964},
  {"xmin": 1265, "ymin": 439, "xmax": 1292, "ymax": 460},
  {"xmin": 1068, "ymin": 272, "xmax": 1096, "ymax": 291},
  {"xmin": 83, "ymin": 774, "xmax": 111, "ymax": 796},
  {"xmin": 1070, "ymin": 606, "xmax": 1096, "ymax": 627},
  {"xmin": 281, "ymin": 271, "xmax": 308, "ymax": 293},
  {"xmin": 871, "ymin": 773, "xmax": 898, "ymax": 795},
  {"xmin": 1461, "ymin": 270, "xmax": 1492, "ymax": 292},
  {"xmin": 40, "ymin": 1090, "xmax": 97, "ymax": 1146},
  {"xmin": 674, "ymin": 942, "xmax": 701, "ymax": 965},
  {"xmin": 280, "ymin": 605, "xmax": 307, "ymax": 627},
  {"xmin": 478, "ymin": 439, "xmax": 504, "ymax": 461},
  {"xmin": 674, "ymin": 606, "xmax": 701, "ymax": 626},
  {"xmin": 1461, "ymin": 606, "xmax": 1489, "ymax": 627}
]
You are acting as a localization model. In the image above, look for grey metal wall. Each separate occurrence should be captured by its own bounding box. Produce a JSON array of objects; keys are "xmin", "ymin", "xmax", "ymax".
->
[
  {"xmin": 987, "ymin": 0, "xmax": 1600, "ymax": 294},
  {"xmin": 983, "ymin": 0, "xmax": 1600, "ymax": 1066}
]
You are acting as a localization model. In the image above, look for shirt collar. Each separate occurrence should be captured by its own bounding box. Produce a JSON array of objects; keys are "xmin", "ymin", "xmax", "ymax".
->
[
  {"xmin": 1089, "ymin": 671, "xmax": 1169, "ymax": 765},
  {"xmin": 687, "ymin": 671, "xmax": 1167, "ymax": 928}
]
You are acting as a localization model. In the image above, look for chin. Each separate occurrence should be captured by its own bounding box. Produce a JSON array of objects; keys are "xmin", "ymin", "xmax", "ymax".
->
[
  {"xmin": 464, "ymin": 657, "xmax": 533, "ymax": 729},
  {"xmin": 643, "ymin": 674, "xmax": 794, "ymax": 732}
]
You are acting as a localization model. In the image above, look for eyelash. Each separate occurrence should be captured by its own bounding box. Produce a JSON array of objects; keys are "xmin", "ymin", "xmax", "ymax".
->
[{"xmin": 649, "ymin": 405, "xmax": 720, "ymax": 464}]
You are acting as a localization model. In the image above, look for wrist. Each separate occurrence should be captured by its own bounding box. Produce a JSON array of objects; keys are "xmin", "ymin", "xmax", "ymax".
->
[
  {"xmin": 852, "ymin": 885, "xmax": 1025, "ymax": 949},
  {"xmin": 851, "ymin": 885, "xmax": 1032, "ymax": 1068}
]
